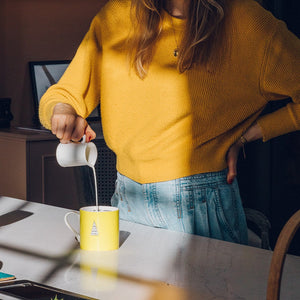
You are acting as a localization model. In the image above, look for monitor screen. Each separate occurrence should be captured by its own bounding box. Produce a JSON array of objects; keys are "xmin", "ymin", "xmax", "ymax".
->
[{"xmin": 29, "ymin": 60, "xmax": 100, "ymax": 127}]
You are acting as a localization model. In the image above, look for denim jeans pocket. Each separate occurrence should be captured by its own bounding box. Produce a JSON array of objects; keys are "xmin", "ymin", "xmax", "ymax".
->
[
  {"xmin": 212, "ymin": 185, "xmax": 241, "ymax": 243},
  {"xmin": 190, "ymin": 187, "xmax": 210, "ymax": 237},
  {"xmin": 111, "ymin": 179, "xmax": 119, "ymax": 207},
  {"xmin": 111, "ymin": 177, "xmax": 133, "ymax": 221}
]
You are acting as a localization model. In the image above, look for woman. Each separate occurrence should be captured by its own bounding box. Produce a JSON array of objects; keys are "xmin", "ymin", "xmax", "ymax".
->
[{"xmin": 39, "ymin": 0, "xmax": 300, "ymax": 244}]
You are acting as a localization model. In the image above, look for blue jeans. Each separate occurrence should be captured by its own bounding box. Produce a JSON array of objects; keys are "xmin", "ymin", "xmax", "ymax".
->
[{"xmin": 111, "ymin": 169, "xmax": 248, "ymax": 245}]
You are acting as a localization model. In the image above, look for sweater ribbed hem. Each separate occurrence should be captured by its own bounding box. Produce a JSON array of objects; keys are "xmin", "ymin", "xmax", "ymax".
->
[{"xmin": 116, "ymin": 138, "xmax": 230, "ymax": 184}]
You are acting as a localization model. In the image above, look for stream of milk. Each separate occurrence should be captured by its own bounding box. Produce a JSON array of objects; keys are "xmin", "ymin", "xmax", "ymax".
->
[{"xmin": 91, "ymin": 166, "xmax": 99, "ymax": 211}]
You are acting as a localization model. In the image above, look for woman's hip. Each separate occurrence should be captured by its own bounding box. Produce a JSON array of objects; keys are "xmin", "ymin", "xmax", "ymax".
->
[{"xmin": 111, "ymin": 170, "xmax": 248, "ymax": 244}]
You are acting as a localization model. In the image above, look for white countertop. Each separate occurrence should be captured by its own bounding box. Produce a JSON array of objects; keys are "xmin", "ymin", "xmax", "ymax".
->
[{"xmin": 0, "ymin": 197, "xmax": 299, "ymax": 299}]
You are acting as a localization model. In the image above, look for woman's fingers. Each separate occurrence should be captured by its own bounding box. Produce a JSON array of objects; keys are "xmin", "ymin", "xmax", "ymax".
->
[
  {"xmin": 226, "ymin": 143, "xmax": 240, "ymax": 184},
  {"xmin": 62, "ymin": 117, "xmax": 76, "ymax": 143},
  {"xmin": 227, "ymin": 152, "xmax": 237, "ymax": 184},
  {"xmin": 51, "ymin": 103, "xmax": 96, "ymax": 143},
  {"xmin": 85, "ymin": 124, "xmax": 97, "ymax": 142},
  {"xmin": 51, "ymin": 116, "xmax": 58, "ymax": 135},
  {"xmin": 52, "ymin": 115, "xmax": 66, "ymax": 140},
  {"xmin": 53, "ymin": 114, "xmax": 76, "ymax": 143},
  {"xmin": 71, "ymin": 117, "xmax": 87, "ymax": 142}
]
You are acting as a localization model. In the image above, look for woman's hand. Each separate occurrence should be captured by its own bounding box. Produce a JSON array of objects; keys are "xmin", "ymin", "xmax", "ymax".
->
[
  {"xmin": 226, "ymin": 123, "xmax": 263, "ymax": 184},
  {"xmin": 226, "ymin": 140, "xmax": 243, "ymax": 184},
  {"xmin": 51, "ymin": 103, "xmax": 96, "ymax": 144}
]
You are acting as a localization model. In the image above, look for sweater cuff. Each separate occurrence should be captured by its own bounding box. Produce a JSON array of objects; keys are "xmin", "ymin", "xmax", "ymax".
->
[
  {"xmin": 257, "ymin": 105, "xmax": 299, "ymax": 142},
  {"xmin": 38, "ymin": 98, "xmax": 58, "ymax": 130}
]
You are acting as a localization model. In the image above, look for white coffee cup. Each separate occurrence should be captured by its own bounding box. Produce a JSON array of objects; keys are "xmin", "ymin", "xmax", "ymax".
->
[{"xmin": 56, "ymin": 135, "xmax": 98, "ymax": 168}]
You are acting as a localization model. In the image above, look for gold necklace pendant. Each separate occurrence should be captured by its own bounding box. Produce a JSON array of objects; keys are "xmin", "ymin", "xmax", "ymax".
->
[
  {"xmin": 170, "ymin": 14, "xmax": 180, "ymax": 58},
  {"xmin": 174, "ymin": 48, "xmax": 179, "ymax": 57}
]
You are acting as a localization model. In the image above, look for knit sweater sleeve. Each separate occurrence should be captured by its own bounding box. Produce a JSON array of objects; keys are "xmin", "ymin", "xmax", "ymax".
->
[
  {"xmin": 39, "ymin": 16, "xmax": 102, "ymax": 130},
  {"xmin": 257, "ymin": 20, "xmax": 300, "ymax": 141}
]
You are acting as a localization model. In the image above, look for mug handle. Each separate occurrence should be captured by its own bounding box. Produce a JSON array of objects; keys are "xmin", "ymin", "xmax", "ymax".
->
[{"xmin": 64, "ymin": 211, "xmax": 80, "ymax": 242}]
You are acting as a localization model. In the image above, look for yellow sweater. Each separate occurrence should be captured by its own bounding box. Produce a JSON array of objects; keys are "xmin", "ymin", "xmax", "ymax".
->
[{"xmin": 39, "ymin": 0, "xmax": 300, "ymax": 183}]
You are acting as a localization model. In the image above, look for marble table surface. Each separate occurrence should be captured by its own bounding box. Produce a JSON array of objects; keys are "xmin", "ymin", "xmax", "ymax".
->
[{"xmin": 0, "ymin": 196, "xmax": 299, "ymax": 299}]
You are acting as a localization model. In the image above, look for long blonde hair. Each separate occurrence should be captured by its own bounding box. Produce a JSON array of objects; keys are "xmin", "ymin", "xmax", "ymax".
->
[{"xmin": 128, "ymin": 0, "xmax": 227, "ymax": 78}]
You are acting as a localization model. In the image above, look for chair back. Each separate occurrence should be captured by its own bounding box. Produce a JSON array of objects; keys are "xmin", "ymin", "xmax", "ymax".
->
[{"xmin": 267, "ymin": 210, "xmax": 300, "ymax": 300}]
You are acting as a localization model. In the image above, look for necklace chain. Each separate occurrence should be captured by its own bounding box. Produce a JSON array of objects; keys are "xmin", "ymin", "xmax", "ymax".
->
[{"xmin": 170, "ymin": 16, "xmax": 179, "ymax": 57}]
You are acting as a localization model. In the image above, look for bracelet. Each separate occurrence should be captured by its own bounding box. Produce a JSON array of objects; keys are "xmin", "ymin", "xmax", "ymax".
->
[{"xmin": 240, "ymin": 135, "xmax": 248, "ymax": 159}]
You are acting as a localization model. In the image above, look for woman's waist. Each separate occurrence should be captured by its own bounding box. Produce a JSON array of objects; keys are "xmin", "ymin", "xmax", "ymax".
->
[{"xmin": 115, "ymin": 140, "xmax": 230, "ymax": 184}]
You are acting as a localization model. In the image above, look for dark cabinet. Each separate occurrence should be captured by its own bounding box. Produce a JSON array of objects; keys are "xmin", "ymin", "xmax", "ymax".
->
[{"xmin": 0, "ymin": 127, "xmax": 117, "ymax": 210}]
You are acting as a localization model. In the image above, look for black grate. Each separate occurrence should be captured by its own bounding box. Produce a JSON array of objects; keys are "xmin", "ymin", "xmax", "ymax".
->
[{"xmin": 94, "ymin": 139, "xmax": 117, "ymax": 205}]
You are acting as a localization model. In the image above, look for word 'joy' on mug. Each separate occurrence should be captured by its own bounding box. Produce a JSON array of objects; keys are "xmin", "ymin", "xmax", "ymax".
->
[{"xmin": 64, "ymin": 206, "xmax": 119, "ymax": 251}]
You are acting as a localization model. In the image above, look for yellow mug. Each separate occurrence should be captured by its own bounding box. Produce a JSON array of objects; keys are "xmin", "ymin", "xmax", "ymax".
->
[{"xmin": 64, "ymin": 206, "xmax": 119, "ymax": 251}]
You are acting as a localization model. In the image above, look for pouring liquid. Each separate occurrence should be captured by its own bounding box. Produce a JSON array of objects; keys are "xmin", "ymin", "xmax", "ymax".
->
[
  {"xmin": 86, "ymin": 143, "xmax": 99, "ymax": 211},
  {"xmin": 91, "ymin": 166, "xmax": 99, "ymax": 211}
]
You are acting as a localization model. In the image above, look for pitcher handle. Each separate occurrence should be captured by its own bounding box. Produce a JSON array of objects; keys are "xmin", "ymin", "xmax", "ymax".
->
[{"xmin": 64, "ymin": 211, "xmax": 80, "ymax": 242}]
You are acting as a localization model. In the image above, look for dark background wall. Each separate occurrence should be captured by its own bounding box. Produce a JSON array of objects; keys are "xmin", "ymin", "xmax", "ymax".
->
[
  {"xmin": 0, "ymin": 0, "xmax": 108, "ymax": 127},
  {"xmin": 264, "ymin": 0, "xmax": 300, "ymax": 35},
  {"xmin": 238, "ymin": 0, "xmax": 300, "ymax": 255}
]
